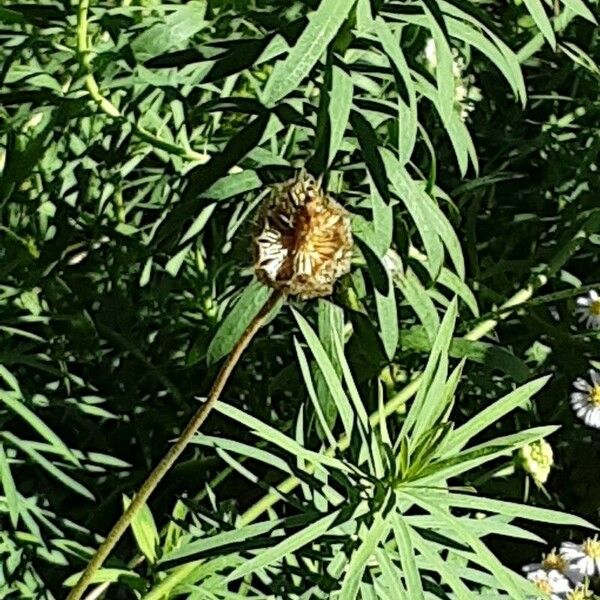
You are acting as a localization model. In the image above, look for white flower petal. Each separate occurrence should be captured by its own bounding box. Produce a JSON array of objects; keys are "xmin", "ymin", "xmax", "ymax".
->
[
  {"xmin": 583, "ymin": 557, "xmax": 595, "ymax": 576},
  {"xmin": 576, "ymin": 406, "xmax": 590, "ymax": 418},
  {"xmin": 573, "ymin": 378, "xmax": 592, "ymax": 392},
  {"xmin": 522, "ymin": 562, "xmax": 542, "ymax": 573},
  {"xmin": 590, "ymin": 411, "xmax": 600, "ymax": 429}
]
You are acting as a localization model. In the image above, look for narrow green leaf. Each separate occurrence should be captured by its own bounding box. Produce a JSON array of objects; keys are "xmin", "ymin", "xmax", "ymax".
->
[
  {"xmin": 373, "ymin": 18, "xmax": 418, "ymax": 165},
  {"xmin": 214, "ymin": 401, "xmax": 349, "ymax": 473},
  {"xmin": 0, "ymin": 390, "xmax": 79, "ymax": 466},
  {"xmin": 123, "ymin": 495, "xmax": 159, "ymax": 564},
  {"xmin": 523, "ymin": 0, "xmax": 556, "ymax": 48},
  {"xmin": 292, "ymin": 308, "xmax": 355, "ymax": 439},
  {"xmin": 0, "ymin": 365, "xmax": 20, "ymax": 392},
  {"xmin": 193, "ymin": 434, "xmax": 292, "ymax": 475},
  {"xmin": 395, "ymin": 268, "xmax": 440, "ymax": 342},
  {"xmin": 64, "ymin": 568, "xmax": 144, "ymax": 587},
  {"xmin": 402, "ymin": 299, "xmax": 457, "ymax": 442},
  {"xmin": 200, "ymin": 170, "xmax": 262, "ymax": 201},
  {"xmin": 376, "ymin": 268, "xmax": 398, "ymax": 360},
  {"xmin": 0, "ymin": 443, "xmax": 19, "ymax": 527},
  {"xmin": 443, "ymin": 10, "xmax": 525, "ymax": 103},
  {"xmin": 165, "ymin": 244, "xmax": 191, "ymax": 277},
  {"xmin": 409, "ymin": 494, "xmax": 525, "ymax": 599},
  {"xmin": 295, "ymin": 338, "xmax": 337, "ymax": 447},
  {"xmin": 422, "ymin": 3, "xmax": 454, "ymax": 124},
  {"xmin": 411, "ymin": 526, "xmax": 473, "ymax": 599},
  {"xmin": 391, "ymin": 515, "xmax": 424, "ymax": 600},
  {"xmin": 430, "ymin": 490, "xmax": 597, "ymax": 530},
  {"xmin": 207, "ymin": 280, "xmax": 275, "ymax": 365},
  {"xmin": 264, "ymin": 0, "xmax": 357, "ymax": 105},
  {"xmin": 561, "ymin": 0, "xmax": 597, "ymax": 23},
  {"xmin": 375, "ymin": 548, "xmax": 408, "ymax": 599},
  {"xmin": 439, "ymin": 376, "xmax": 550, "ymax": 457},
  {"xmin": 142, "ymin": 557, "xmax": 241, "ymax": 600},
  {"xmin": 131, "ymin": 1, "xmax": 208, "ymax": 60},
  {"xmin": 339, "ymin": 507, "xmax": 392, "ymax": 599},
  {"xmin": 2, "ymin": 432, "xmax": 93, "ymax": 500},
  {"xmin": 328, "ymin": 66, "xmax": 354, "ymax": 165},
  {"xmin": 314, "ymin": 299, "xmax": 346, "ymax": 435},
  {"xmin": 179, "ymin": 203, "xmax": 217, "ymax": 244},
  {"xmin": 331, "ymin": 334, "xmax": 370, "ymax": 430},
  {"xmin": 225, "ymin": 510, "xmax": 341, "ymax": 582},
  {"xmin": 161, "ymin": 519, "xmax": 281, "ymax": 563},
  {"xmin": 438, "ymin": 268, "xmax": 479, "ymax": 316}
]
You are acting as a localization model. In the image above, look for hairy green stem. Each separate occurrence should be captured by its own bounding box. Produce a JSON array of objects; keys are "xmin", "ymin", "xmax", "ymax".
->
[
  {"xmin": 66, "ymin": 291, "xmax": 283, "ymax": 600},
  {"xmin": 76, "ymin": 0, "xmax": 208, "ymax": 161}
]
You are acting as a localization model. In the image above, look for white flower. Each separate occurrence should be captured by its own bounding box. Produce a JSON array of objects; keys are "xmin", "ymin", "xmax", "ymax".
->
[
  {"xmin": 423, "ymin": 38, "xmax": 481, "ymax": 122},
  {"xmin": 575, "ymin": 290, "xmax": 600, "ymax": 329},
  {"xmin": 523, "ymin": 550, "xmax": 583, "ymax": 585},
  {"xmin": 561, "ymin": 538, "xmax": 600, "ymax": 577},
  {"xmin": 424, "ymin": 37, "xmax": 438, "ymax": 69},
  {"xmin": 526, "ymin": 568, "xmax": 572, "ymax": 599},
  {"xmin": 570, "ymin": 370, "xmax": 600, "ymax": 429}
]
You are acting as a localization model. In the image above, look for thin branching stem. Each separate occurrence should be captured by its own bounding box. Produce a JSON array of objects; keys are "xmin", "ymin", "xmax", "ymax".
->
[
  {"xmin": 76, "ymin": 0, "xmax": 209, "ymax": 162},
  {"xmin": 66, "ymin": 291, "xmax": 283, "ymax": 600}
]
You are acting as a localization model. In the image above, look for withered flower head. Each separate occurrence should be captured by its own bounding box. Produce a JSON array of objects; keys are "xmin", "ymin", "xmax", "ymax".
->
[{"xmin": 253, "ymin": 172, "xmax": 353, "ymax": 299}]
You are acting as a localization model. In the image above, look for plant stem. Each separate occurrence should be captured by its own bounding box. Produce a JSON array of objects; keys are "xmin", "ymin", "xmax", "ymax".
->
[
  {"xmin": 76, "ymin": 0, "xmax": 209, "ymax": 162},
  {"xmin": 67, "ymin": 291, "xmax": 283, "ymax": 600}
]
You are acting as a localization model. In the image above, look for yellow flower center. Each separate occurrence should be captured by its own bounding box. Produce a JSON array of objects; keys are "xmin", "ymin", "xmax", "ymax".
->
[
  {"xmin": 542, "ymin": 551, "xmax": 567, "ymax": 572},
  {"xmin": 590, "ymin": 300, "xmax": 600, "ymax": 316},
  {"xmin": 583, "ymin": 537, "xmax": 600, "ymax": 558},
  {"xmin": 534, "ymin": 579, "xmax": 552, "ymax": 594},
  {"xmin": 589, "ymin": 387, "xmax": 600, "ymax": 408}
]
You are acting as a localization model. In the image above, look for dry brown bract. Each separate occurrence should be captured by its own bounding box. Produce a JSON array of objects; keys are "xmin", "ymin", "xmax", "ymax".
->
[{"xmin": 253, "ymin": 173, "xmax": 353, "ymax": 299}]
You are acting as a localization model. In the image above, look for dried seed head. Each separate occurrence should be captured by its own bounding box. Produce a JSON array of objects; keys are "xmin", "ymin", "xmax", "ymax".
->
[{"xmin": 253, "ymin": 172, "xmax": 353, "ymax": 299}]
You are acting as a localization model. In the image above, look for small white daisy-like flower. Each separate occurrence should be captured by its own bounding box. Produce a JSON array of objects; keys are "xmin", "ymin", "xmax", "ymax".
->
[
  {"xmin": 570, "ymin": 370, "xmax": 600, "ymax": 429},
  {"xmin": 523, "ymin": 550, "xmax": 569, "ymax": 574},
  {"xmin": 574, "ymin": 290, "xmax": 600, "ymax": 330},
  {"xmin": 526, "ymin": 568, "xmax": 572, "ymax": 599},
  {"xmin": 422, "ymin": 38, "xmax": 481, "ymax": 122},
  {"xmin": 561, "ymin": 538, "xmax": 600, "ymax": 577},
  {"xmin": 523, "ymin": 550, "xmax": 583, "ymax": 584}
]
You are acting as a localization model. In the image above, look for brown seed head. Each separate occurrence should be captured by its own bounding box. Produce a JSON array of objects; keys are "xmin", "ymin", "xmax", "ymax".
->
[{"xmin": 253, "ymin": 172, "xmax": 353, "ymax": 299}]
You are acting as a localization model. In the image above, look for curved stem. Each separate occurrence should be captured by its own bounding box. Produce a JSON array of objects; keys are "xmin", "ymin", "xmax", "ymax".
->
[
  {"xmin": 76, "ymin": 0, "xmax": 209, "ymax": 162},
  {"xmin": 67, "ymin": 291, "xmax": 283, "ymax": 600}
]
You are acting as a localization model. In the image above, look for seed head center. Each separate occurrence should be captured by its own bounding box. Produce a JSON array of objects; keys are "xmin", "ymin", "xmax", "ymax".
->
[{"xmin": 542, "ymin": 552, "xmax": 567, "ymax": 572}]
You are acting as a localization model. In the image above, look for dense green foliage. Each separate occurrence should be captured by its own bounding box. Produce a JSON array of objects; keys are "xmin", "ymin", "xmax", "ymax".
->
[{"xmin": 1, "ymin": 0, "xmax": 599, "ymax": 598}]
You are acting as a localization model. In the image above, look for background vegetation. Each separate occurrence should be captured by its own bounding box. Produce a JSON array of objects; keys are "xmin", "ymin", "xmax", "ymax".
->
[{"xmin": 0, "ymin": 0, "xmax": 599, "ymax": 598}]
